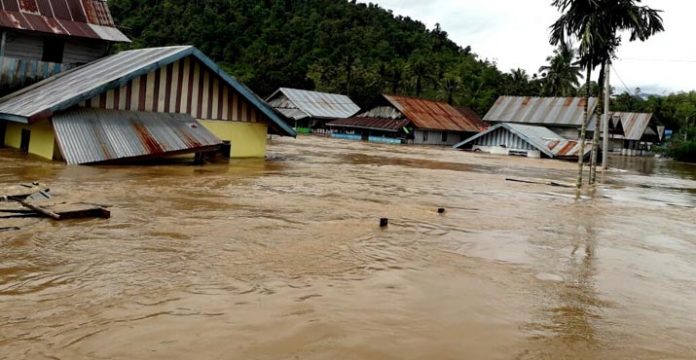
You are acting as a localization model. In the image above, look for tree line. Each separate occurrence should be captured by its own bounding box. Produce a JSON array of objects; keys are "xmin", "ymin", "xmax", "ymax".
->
[
  {"xmin": 106, "ymin": 0, "xmax": 586, "ymax": 115},
  {"xmin": 109, "ymin": 0, "xmax": 695, "ymax": 140}
]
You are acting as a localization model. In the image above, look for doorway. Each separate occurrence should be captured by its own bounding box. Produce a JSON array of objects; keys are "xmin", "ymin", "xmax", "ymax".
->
[
  {"xmin": 0, "ymin": 121, "xmax": 5, "ymax": 147},
  {"xmin": 20, "ymin": 129, "xmax": 30, "ymax": 153}
]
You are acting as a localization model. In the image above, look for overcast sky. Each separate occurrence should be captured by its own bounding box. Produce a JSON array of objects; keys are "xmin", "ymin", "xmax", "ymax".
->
[{"xmin": 364, "ymin": 0, "xmax": 694, "ymax": 95}]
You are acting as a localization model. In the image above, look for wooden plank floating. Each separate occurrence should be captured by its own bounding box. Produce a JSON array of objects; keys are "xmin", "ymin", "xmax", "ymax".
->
[
  {"xmin": 13, "ymin": 199, "xmax": 61, "ymax": 219},
  {"xmin": 1, "ymin": 183, "xmax": 110, "ymax": 222},
  {"xmin": 44, "ymin": 203, "xmax": 111, "ymax": 220},
  {"xmin": 7, "ymin": 201, "xmax": 111, "ymax": 220},
  {"xmin": 505, "ymin": 177, "xmax": 575, "ymax": 188}
]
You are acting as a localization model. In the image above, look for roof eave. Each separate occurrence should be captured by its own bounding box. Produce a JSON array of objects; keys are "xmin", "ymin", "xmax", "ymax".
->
[
  {"xmin": 0, "ymin": 113, "xmax": 29, "ymax": 123},
  {"xmin": 453, "ymin": 123, "xmax": 504, "ymax": 149},
  {"xmin": 43, "ymin": 47, "xmax": 198, "ymax": 118},
  {"xmin": 192, "ymin": 49, "xmax": 296, "ymax": 137}
]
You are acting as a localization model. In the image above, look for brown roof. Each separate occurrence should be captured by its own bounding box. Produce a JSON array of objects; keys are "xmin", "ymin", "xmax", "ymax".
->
[
  {"xmin": 0, "ymin": 0, "xmax": 129, "ymax": 42},
  {"xmin": 384, "ymin": 95, "xmax": 484, "ymax": 132},
  {"xmin": 327, "ymin": 117, "xmax": 410, "ymax": 132},
  {"xmin": 455, "ymin": 106, "xmax": 487, "ymax": 129}
]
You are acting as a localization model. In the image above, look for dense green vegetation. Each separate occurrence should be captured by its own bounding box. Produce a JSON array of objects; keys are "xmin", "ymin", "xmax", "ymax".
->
[
  {"xmin": 613, "ymin": 91, "xmax": 696, "ymax": 132},
  {"xmin": 614, "ymin": 92, "xmax": 696, "ymax": 162},
  {"xmin": 109, "ymin": 0, "xmax": 541, "ymax": 113},
  {"xmin": 660, "ymin": 126, "xmax": 696, "ymax": 162}
]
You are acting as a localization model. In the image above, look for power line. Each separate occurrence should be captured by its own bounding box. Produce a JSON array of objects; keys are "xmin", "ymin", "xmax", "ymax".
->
[
  {"xmin": 610, "ymin": 64, "xmax": 637, "ymax": 95},
  {"xmin": 619, "ymin": 58, "xmax": 696, "ymax": 63}
]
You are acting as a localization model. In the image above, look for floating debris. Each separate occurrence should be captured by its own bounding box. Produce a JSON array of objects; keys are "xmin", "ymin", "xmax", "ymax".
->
[
  {"xmin": 505, "ymin": 177, "xmax": 575, "ymax": 188},
  {"xmin": 1, "ymin": 183, "xmax": 110, "ymax": 221},
  {"xmin": 0, "ymin": 182, "xmax": 50, "ymax": 201}
]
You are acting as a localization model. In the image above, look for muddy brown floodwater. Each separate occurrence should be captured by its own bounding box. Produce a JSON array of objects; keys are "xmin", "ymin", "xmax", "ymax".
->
[{"xmin": 1, "ymin": 136, "xmax": 695, "ymax": 360}]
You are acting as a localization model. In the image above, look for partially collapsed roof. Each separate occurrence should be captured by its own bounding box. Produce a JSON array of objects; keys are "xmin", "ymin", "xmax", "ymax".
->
[
  {"xmin": 53, "ymin": 108, "xmax": 221, "ymax": 165},
  {"xmin": 0, "ymin": 46, "xmax": 295, "ymax": 136},
  {"xmin": 454, "ymin": 123, "xmax": 592, "ymax": 159},
  {"xmin": 0, "ymin": 0, "xmax": 130, "ymax": 42},
  {"xmin": 384, "ymin": 95, "xmax": 486, "ymax": 132},
  {"xmin": 266, "ymin": 87, "xmax": 361, "ymax": 120},
  {"xmin": 484, "ymin": 96, "xmax": 599, "ymax": 127}
]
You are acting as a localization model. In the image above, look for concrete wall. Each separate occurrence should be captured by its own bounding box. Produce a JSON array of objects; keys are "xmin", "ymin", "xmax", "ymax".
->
[
  {"xmin": 199, "ymin": 120, "xmax": 268, "ymax": 158},
  {"xmin": 413, "ymin": 129, "xmax": 465, "ymax": 146},
  {"xmin": 3, "ymin": 119, "xmax": 56, "ymax": 160}
]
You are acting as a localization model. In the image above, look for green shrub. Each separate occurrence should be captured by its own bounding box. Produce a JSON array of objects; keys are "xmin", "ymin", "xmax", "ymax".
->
[{"xmin": 663, "ymin": 126, "xmax": 696, "ymax": 162}]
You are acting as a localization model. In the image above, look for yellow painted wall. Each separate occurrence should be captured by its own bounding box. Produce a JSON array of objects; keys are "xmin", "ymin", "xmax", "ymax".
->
[
  {"xmin": 2, "ymin": 119, "xmax": 55, "ymax": 160},
  {"xmin": 4, "ymin": 122, "xmax": 23, "ymax": 148},
  {"xmin": 198, "ymin": 120, "xmax": 267, "ymax": 158}
]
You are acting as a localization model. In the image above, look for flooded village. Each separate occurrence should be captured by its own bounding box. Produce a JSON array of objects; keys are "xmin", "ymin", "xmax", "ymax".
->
[{"xmin": 1, "ymin": 0, "xmax": 696, "ymax": 359}]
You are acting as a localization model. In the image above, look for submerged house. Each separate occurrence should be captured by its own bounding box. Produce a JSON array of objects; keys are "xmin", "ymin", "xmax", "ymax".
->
[
  {"xmin": 327, "ymin": 95, "xmax": 486, "ymax": 145},
  {"xmin": 266, "ymin": 87, "xmax": 361, "ymax": 133},
  {"xmin": 0, "ymin": 46, "xmax": 295, "ymax": 164},
  {"xmin": 0, "ymin": 0, "xmax": 130, "ymax": 95},
  {"xmin": 590, "ymin": 112, "xmax": 660, "ymax": 156},
  {"xmin": 453, "ymin": 123, "xmax": 592, "ymax": 161},
  {"xmin": 484, "ymin": 96, "xmax": 599, "ymax": 139}
]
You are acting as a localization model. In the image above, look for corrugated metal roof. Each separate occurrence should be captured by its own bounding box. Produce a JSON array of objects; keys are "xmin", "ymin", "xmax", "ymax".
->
[
  {"xmin": 484, "ymin": 96, "xmax": 599, "ymax": 127},
  {"xmin": 0, "ymin": 0, "xmax": 129, "ymax": 42},
  {"xmin": 454, "ymin": 123, "xmax": 591, "ymax": 159},
  {"xmin": 53, "ymin": 108, "xmax": 221, "ymax": 165},
  {"xmin": 275, "ymin": 108, "xmax": 309, "ymax": 121},
  {"xmin": 455, "ymin": 106, "xmax": 487, "ymax": 129},
  {"xmin": 357, "ymin": 106, "xmax": 404, "ymax": 119},
  {"xmin": 612, "ymin": 112, "xmax": 653, "ymax": 141},
  {"xmin": 326, "ymin": 117, "xmax": 410, "ymax": 132},
  {"xmin": 0, "ymin": 46, "xmax": 295, "ymax": 136},
  {"xmin": 586, "ymin": 112, "xmax": 654, "ymax": 141},
  {"xmin": 384, "ymin": 95, "xmax": 485, "ymax": 132},
  {"xmin": 267, "ymin": 87, "xmax": 361, "ymax": 120}
]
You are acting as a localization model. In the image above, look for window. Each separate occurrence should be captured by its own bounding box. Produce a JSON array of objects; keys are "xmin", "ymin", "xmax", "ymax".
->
[
  {"xmin": 441, "ymin": 132, "xmax": 448, "ymax": 142},
  {"xmin": 422, "ymin": 130, "xmax": 428, "ymax": 141},
  {"xmin": 42, "ymin": 38, "xmax": 65, "ymax": 63}
]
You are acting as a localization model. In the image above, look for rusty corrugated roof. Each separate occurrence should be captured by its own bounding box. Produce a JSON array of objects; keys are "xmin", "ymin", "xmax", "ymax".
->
[
  {"xmin": 484, "ymin": 96, "xmax": 599, "ymax": 127},
  {"xmin": 0, "ymin": 0, "xmax": 129, "ymax": 42},
  {"xmin": 326, "ymin": 117, "xmax": 410, "ymax": 132},
  {"xmin": 612, "ymin": 112, "xmax": 654, "ymax": 141},
  {"xmin": 384, "ymin": 95, "xmax": 484, "ymax": 132},
  {"xmin": 53, "ymin": 108, "xmax": 221, "ymax": 165}
]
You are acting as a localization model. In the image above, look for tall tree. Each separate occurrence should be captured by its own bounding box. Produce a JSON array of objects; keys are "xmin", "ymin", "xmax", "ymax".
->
[
  {"xmin": 550, "ymin": 0, "xmax": 664, "ymax": 188},
  {"xmin": 408, "ymin": 52, "xmax": 433, "ymax": 97},
  {"xmin": 539, "ymin": 42, "xmax": 582, "ymax": 97}
]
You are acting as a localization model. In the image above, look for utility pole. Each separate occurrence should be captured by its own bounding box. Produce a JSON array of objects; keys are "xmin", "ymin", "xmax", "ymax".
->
[{"xmin": 601, "ymin": 63, "xmax": 611, "ymax": 170}]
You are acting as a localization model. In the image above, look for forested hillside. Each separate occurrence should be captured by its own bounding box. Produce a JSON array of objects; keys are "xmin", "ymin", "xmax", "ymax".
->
[{"xmin": 109, "ymin": 0, "xmax": 520, "ymax": 113}]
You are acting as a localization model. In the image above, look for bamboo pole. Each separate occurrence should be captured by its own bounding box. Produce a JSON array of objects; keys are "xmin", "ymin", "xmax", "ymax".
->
[
  {"xmin": 577, "ymin": 66, "xmax": 592, "ymax": 189},
  {"xmin": 602, "ymin": 63, "xmax": 611, "ymax": 170}
]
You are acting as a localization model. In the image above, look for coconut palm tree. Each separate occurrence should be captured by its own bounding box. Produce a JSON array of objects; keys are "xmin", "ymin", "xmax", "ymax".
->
[
  {"xmin": 439, "ymin": 72, "xmax": 461, "ymax": 105},
  {"xmin": 539, "ymin": 42, "xmax": 582, "ymax": 97},
  {"xmin": 550, "ymin": 0, "xmax": 664, "ymax": 188}
]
